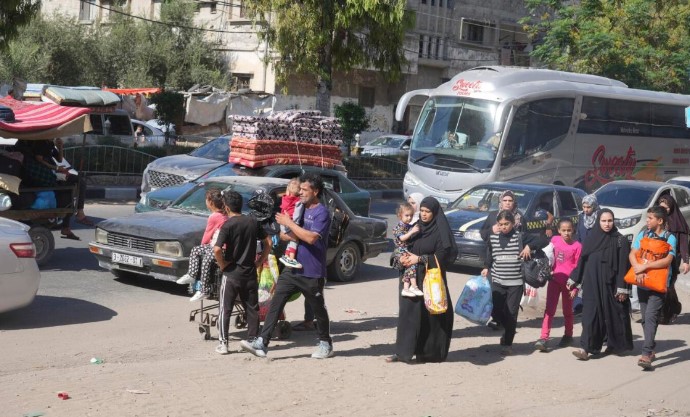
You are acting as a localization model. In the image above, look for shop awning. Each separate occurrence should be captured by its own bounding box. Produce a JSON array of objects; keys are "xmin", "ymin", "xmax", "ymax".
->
[{"xmin": 0, "ymin": 97, "xmax": 92, "ymax": 140}]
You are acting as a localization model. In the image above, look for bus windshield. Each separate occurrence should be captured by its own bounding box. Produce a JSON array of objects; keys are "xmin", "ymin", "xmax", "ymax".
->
[{"xmin": 410, "ymin": 96, "xmax": 499, "ymax": 172}]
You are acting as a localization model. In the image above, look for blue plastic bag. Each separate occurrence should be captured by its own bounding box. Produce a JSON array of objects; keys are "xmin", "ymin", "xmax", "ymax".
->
[
  {"xmin": 455, "ymin": 276, "xmax": 493, "ymax": 325},
  {"xmin": 30, "ymin": 191, "xmax": 57, "ymax": 209}
]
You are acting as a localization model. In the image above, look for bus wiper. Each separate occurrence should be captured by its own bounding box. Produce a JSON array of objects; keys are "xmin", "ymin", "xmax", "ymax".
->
[
  {"xmin": 412, "ymin": 154, "xmax": 434, "ymax": 164},
  {"xmin": 437, "ymin": 158, "xmax": 484, "ymax": 173}
]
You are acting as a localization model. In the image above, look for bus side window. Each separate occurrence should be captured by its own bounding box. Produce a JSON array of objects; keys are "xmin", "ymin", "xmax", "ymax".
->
[{"xmin": 502, "ymin": 98, "xmax": 574, "ymax": 162}]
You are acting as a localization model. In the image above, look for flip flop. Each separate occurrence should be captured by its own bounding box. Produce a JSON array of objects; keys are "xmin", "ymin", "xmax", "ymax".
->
[
  {"xmin": 75, "ymin": 217, "xmax": 95, "ymax": 226},
  {"xmin": 61, "ymin": 232, "xmax": 81, "ymax": 241}
]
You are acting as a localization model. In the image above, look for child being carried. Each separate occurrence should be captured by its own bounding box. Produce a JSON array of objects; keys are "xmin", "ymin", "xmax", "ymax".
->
[
  {"xmin": 392, "ymin": 202, "xmax": 422, "ymax": 297},
  {"xmin": 279, "ymin": 178, "xmax": 304, "ymax": 269}
]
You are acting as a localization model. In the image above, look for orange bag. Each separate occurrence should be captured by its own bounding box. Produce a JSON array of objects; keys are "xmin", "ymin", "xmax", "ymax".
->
[{"xmin": 624, "ymin": 235, "xmax": 671, "ymax": 293}]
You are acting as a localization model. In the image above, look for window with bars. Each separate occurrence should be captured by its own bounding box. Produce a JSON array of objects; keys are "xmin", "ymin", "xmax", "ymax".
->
[{"xmin": 359, "ymin": 86, "xmax": 375, "ymax": 108}]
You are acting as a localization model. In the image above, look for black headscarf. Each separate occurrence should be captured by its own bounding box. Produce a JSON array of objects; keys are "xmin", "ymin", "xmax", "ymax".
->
[
  {"xmin": 581, "ymin": 208, "xmax": 620, "ymax": 259},
  {"xmin": 411, "ymin": 197, "xmax": 459, "ymax": 263},
  {"xmin": 657, "ymin": 194, "xmax": 689, "ymax": 234}
]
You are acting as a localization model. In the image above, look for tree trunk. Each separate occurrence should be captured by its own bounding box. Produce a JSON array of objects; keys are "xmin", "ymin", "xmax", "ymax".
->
[{"xmin": 315, "ymin": 76, "xmax": 331, "ymax": 117}]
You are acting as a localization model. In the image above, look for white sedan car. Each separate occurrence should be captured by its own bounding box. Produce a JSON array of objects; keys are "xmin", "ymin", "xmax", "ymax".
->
[
  {"xmin": 0, "ymin": 218, "xmax": 40, "ymax": 313},
  {"xmin": 594, "ymin": 180, "xmax": 690, "ymax": 241}
]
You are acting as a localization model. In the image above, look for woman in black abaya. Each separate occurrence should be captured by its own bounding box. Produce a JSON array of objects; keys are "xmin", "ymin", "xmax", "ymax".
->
[
  {"xmin": 388, "ymin": 197, "xmax": 458, "ymax": 363},
  {"xmin": 567, "ymin": 209, "xmax": 633, "ymax": 360}
]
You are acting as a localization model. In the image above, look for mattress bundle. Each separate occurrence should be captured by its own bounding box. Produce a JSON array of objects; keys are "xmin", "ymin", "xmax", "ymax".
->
[{"xmin": 229, "ymin": 110, "xmax": 345, "ymax": 169}]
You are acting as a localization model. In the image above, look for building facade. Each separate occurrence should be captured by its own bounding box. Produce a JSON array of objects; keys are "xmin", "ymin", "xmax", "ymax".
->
[{"xmin": 39, "ymin": 0, "xmax": 531, "ymax": 135}]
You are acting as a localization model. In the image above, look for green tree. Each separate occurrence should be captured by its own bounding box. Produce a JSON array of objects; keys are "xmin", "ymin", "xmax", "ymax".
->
[
  {"xmin": 0, "ymin": 1, "xmax": 228, "ymax": 90},
  {"xmin": 521, "ymin": 0, "xmax": 690, "ymax": 93},
  {"xmin": 0, "ymin": 0, "xmax": 41, "ymax": 51},
  {"xmin": 334, "ymin": 101, "xmax": 370, "ymax": 156},
  {"xmin": 149, "ymin": 90, "xmax": 185, "ymax": 144},
  {"xmin": 244, "ymin": 0, "xmax": 414, "ymax": 116}
]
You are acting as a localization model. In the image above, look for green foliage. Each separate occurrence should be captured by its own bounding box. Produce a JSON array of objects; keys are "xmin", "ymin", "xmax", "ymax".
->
[
  {"xmin": 0, "ymin": 0, "xmax": 41, "ymax": 51},
  {"xmin": 149, "ymin": 91, "xmax": 185, "ymax": 143},
  {"xmin": 334, "ymin": 102, "xmax": 370, "ymax": 155},
  {"xmin": 244, "ymin": 0, "xmax": 415, "ymax": 115},
  {"xmin": 521, "ymin": 0, "xmax": 690, "ymax": 93},
  {"xmin": 0, "ymin": 0, "xmax": 227, "ymax": 89}
]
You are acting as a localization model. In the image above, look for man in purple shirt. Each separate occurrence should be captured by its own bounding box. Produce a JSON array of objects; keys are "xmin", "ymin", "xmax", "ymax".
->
[{"xmin": 241, "ymin": 173, "xmax": 334, "ymax": 359}]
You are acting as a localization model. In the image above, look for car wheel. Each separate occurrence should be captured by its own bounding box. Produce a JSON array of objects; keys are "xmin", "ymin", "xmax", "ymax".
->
[
  {"xmin": 328, "ymin": 241, "xmax": 361, "ymax": 282},
  {"xmin": 28, "ymin": 226, "xmax": 54, "ymax": 267}
]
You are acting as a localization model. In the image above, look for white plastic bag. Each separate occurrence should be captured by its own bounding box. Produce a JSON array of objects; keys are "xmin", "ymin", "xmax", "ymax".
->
[{"xmin": 520, "ymin": 283, "xmax": 540, "ymax": 308}]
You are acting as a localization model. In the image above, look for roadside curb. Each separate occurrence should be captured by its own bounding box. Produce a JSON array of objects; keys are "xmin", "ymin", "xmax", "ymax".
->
[
  {"xmin": 85, "ymin": 186, "xmax": 139, "ymax": 201},
  {"xmin": 85, "ymin": 185, "xmax": 402, "ymax": 202}
]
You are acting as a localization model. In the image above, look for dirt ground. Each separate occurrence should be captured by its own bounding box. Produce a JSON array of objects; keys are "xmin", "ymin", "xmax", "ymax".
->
[{"xmin": 2, "ymin": 256, "xmax": 690, "ymax": 417}]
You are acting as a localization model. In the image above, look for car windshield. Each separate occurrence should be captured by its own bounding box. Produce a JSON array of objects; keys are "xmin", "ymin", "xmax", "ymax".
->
[
  {"xmin": 189, "ymin": 136, "xmax": 230, "ymax": 162},
  {"xmin": 410, "ymin": 96, "xmax": 499, "ymax": 172},
  {"xmin": 200, "ymin": 163, "xmax": 258, "ymax": 180},
  {"xmin": 171, "ymin": 182, "xmax": 261, "ymax": 215},
  {"xmin": 369, "ymin": 137, "xmax": 405, "ymax": 147},
  {"xmin": 595, "ymin": 186, "xmax": 656, "ymax": 209},
  {"xmin": 448, "ymin": 186, "xmax": 533, "ymax": 212}
]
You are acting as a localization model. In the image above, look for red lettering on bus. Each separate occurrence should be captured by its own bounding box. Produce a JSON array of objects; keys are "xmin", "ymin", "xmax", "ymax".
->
[
  {"xmin": 584, "ymin": 145, "xmax": 637, "ymax": 189},
  {"xmin": 452, "ymin": 79, "xmax": 482, "ymax": 96}
]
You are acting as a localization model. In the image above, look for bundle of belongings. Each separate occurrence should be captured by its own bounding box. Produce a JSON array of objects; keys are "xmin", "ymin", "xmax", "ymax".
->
[{"xmin": 229, "ymin": 110, "xmax": 345, "ymax": 169}]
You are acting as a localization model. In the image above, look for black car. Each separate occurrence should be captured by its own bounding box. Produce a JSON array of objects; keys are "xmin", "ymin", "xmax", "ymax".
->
[
  {"xmin": 445, "ymin": 182, "xmax": 586, "ymax": 267},
  {"xmin": 90, "ymin": 177, "xmax": 388, "ymax": 283}
]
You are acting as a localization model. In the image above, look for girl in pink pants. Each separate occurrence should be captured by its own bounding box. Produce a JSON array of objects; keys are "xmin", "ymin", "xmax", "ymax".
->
[{"xmin": 535, "ymin": 218, "xmax": 582, "ymax": 351}]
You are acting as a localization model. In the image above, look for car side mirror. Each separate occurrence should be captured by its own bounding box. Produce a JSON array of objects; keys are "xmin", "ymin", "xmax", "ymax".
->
[{"xmin": 402, "ymin": 145, "xmax": 410, "ymax": 150}]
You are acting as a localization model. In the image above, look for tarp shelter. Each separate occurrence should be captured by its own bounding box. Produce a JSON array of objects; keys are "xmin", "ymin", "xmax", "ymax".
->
[
  {"xmin": 0, "ymin": 97, "xmax": 92, "ymax": 140},
  {"xmin": 103, "ymin": 87, "xmax": 161, "ymax": 97}
]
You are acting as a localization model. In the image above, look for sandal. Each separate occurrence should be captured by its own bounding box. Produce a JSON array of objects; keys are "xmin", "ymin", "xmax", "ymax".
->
[
  {"xmin": 75, "ymin": 217, "xmax": 96, "ymax": 226},
  {"xmin": 61, "ymin": 232, "xmax": 81, "ymax": 241},
  {"xmin": 572, "ymin": 349, "xmax": 589, "ymax": 361}
]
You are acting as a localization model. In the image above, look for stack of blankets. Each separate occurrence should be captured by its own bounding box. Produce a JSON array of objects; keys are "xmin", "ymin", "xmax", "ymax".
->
[{"xmin": 229, "ymin": 110, "xmax": 345, "ymax": 169}]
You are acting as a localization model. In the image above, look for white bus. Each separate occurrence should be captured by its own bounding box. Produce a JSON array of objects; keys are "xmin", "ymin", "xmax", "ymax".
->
[{"xmin": 396, "ymin": 66, "xmax": 690, "ymax": 205}]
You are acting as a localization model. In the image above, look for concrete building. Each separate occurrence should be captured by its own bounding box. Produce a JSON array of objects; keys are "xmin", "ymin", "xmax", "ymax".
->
[{"xmin": 39, "ymin": 0, "xmax": 531, "ymax": 136}]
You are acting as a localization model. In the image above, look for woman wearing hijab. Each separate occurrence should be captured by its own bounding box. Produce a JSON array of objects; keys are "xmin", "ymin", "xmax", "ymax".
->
[
  {"xmin": 568, "ymin": 209, "xmax": 633, "ymax": 360},
  {"xmin": 387, "ymin": 197, "xmax": 458, "ymax": 363},
  {"xmin": 656, "ymin": 194, "xmax": 688, "ymax": 324},
  {"xmin": 407, "ymin": 192, "xmax": 424, "ymax": 224},
  {"xmin": 480, "ymin": 190, "xmax": 523, "ymax": 241},
  {"xmin": 577, "ymin": 194, "xmax": 600, "ymax": 243}
]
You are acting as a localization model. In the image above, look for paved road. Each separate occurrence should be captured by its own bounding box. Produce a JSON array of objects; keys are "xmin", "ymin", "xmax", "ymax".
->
[{"xmin": 2, "ymin": 199, "xmax": 690, "ymax": 416}]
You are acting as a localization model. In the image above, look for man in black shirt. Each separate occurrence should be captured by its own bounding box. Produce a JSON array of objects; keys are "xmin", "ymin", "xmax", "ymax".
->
[{"xmin": 213, "ymin": 190, "xmax": 271, "ymax": 355}]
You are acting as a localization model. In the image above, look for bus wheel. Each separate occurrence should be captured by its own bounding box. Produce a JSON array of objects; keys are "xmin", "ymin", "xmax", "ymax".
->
[{"xmin": 28, "ymin": 226, "xmax": 55, "ymax": 267}]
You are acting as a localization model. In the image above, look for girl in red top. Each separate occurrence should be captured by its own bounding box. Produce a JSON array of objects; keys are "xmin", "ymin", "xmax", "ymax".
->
[{"xmin": 176, "ymin": 189, "xmax": 228, "ymax": 301}]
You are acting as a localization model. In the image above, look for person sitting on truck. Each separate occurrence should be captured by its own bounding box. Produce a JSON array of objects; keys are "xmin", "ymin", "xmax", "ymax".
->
[
  {"xmin": 27, "ymin": 139, "xmax": 81, "ymax": 240},
  {"xmin": 53, "ymin": 138, "xmax": 94, "ymax": 227}
]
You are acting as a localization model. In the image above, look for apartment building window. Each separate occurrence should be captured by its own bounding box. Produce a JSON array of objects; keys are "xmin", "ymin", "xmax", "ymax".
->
[
  {"xmin": 210, "ymin": 1, "xmax": 217, "ymax": 13},
  {"xmin": 418, "ymin": 38, "xmax": 424, "ymax": 58},
  {"xmin": 239, "ymin": 0, "xmax": 246, "ymax": 18},
  {"xmin": 435, "ymin": 37, "xmax": 441, "ymax": 59},
  {"xmin": 359, "ymin": 86, "xmax": 375, "ymax": 108},
  {"xmin": 439, "ymin": 0, "xmax": 443, "ymax": 6},
  {"xmin": 466, "ymin": 23, "xmax": 484, "ymax": 43},
  {"xmin": 79, "ymin": 0, "xmax": 93, "ymax": 22},
  {"xmin": 431, "ymin": 0, "xmax": 435, "ymax": 5},
  {"xmin": 421, "ymin": 0, "xmax": 427, "ymax": 4},
  {"xmin": 233, "ymin": 74, "xmax": 253, "ymax": 90}
]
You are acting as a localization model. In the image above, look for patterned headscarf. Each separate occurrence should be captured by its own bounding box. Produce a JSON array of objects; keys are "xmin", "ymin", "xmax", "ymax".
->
[
  {"xmin": 499, "ymin": 190, "xmax": 522, "ymax": 229},
  {"xmin": 582, "ymin": 194, "xmax": 599, "ymax": 230}
]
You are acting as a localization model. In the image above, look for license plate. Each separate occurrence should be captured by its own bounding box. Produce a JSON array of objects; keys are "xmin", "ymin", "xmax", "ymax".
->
[{"xmin": 112, "ymin": 252, "xmax": 143, "ymax": 267}]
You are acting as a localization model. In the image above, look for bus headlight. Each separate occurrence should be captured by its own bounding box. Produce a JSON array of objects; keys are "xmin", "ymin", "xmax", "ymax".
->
[
  {"xmin": 95, "ymin": 228, "xmax": 108, "ymax": 244},
  {"xmin": 403, "ymin": 171, "xmax": 421, "ymax": 187},
  {"xmin": 614, "ymin": 215, "xmax": 641, "ymax": 229},
  {"xmin": 154, "ymin": 241, "xmax": 183, "ymax": 257},
  {"xmin": 463, "ymin": 230, "xmax": 482, "ymax": 241}
]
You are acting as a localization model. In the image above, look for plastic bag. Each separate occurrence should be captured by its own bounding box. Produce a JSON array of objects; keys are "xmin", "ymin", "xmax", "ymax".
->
[
  {"xmin": 455, "ymin": 276, "xmax": 493, "ymax": 325},
  {"xmin": 30, "ymin": 191, "xmax": 56, "ymax": 209},
  {"xmin": 520, "ymin": 283, "xmax": 539, "ymax": 308},
  {"xmin": 423, "ymin": 256, "xmax": 447, "ymax": 314}
]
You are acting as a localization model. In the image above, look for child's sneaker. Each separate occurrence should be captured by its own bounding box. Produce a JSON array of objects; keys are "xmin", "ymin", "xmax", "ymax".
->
[
  {"xmin": 558, "ymin": 335, "xmax": 574, "ymax": 347},
  {"xmin": 215, "ymin": 343, "xmax": 229, "ymax": 355},
  {"xmin": 176, "ymin": 273, "xmax": 195, "ymax": 285},
  {"xmin": 279, "ymin": 255, "xmax": 303, "ymax": 269},
  {"xmin": 534, "ymin": 338, "xmax": 548, "ymax": 352},
  {"xmin": 189, "ymin": 291, "xmax": 208, "ymax": 302},
  {"xmin": 401, "ymin": 288, "xmax": 415, "ymax": 297},
  {"xmin": 240, "ymin": 337, "xmax": 267, "ymax": 358},
  {"xmin": 409, "ymin": 286, "xmax": 424, "ymax": 297}
]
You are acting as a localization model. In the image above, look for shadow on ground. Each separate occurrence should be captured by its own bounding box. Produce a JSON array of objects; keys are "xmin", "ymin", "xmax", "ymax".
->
[{"xmin": 0, "ymin": 295, "xmax": 117, "ymax": 330}]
